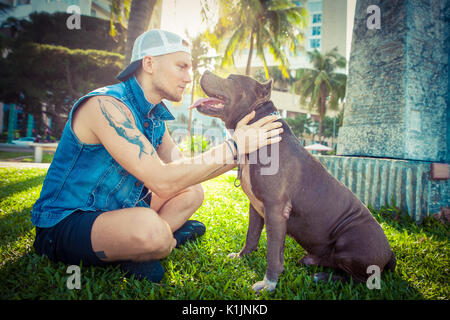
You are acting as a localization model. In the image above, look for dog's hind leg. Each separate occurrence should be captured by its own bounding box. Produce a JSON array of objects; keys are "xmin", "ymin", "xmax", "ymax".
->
[
  {"xmin": 298, "ymin": 253, "xmax": 352, "ymax": 283},
  {"xmin": 309, "ymin": 256, "xmax": 365, "ymax": 284},
  {"xmin": 298, "ymin": 254, "xmax": 320, "ymax": 266},
  {"xmin": 385, "ymin": 251, "xmax": 396, "ymax": 272}
]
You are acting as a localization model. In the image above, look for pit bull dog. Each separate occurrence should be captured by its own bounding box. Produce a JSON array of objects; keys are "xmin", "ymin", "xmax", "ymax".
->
[{"xmin": 190, "ymin": 71, "xmax": 396, "ymax": 293}]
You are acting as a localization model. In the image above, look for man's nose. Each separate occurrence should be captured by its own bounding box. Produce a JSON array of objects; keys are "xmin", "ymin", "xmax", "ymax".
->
[{"xmin": 184, "ymin": 70, "xmax": 193, "ymax": 83}]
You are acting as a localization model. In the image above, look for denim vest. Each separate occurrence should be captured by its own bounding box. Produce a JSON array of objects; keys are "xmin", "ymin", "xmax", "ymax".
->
[{"xmin": 31, "ymin": 76, "xmax": 175, "ymax": 228}]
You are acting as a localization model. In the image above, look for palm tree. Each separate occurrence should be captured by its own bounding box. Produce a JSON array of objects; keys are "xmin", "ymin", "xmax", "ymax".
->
[
  {"xmin": 109, "ymin": 0, "xmax": 159, "ymax": 64},
  {"xmin": 109, "ymin": 0, "xmax": 131, "ymax": 38},
  {"xmin": 0, "ymin": 2, "xmax": 12, "ymax": 15},
  {"xmin": 207, "ymin": 0, "xmax": 307, "ymax": 78},
  {"xmin": 293, "ymin": 47, "xmax": 347, "ymax": 141},
  {"xmin": 124, "ymin": 0, "xmax": 159, "ymax": 64},
  {"xmin": 285, "ymin": 113, "xmax": 312, "ymax": 139}
]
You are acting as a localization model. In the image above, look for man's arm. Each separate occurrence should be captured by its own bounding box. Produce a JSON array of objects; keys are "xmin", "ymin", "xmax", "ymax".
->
[
  {"xmin": 156, "ymin": 124, "xmax": 184, "ymax": 163},
  {"xmin": 157, "ymin": 125, "xmax": 235, "ymax": 179},
  {"xmin": 85, "ymin": 96, "xmax": 281, "ymax": 199}
]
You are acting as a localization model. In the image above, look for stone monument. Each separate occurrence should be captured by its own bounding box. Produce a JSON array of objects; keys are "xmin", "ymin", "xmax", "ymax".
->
[{"xmin": 317, "ymin": 0, "xmax": 449, "ymax": 222}]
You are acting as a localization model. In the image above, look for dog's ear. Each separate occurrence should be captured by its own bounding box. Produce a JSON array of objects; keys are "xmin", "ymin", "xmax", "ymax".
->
[
  {"xmin": 263, "ymin": 79, "xmax": 273, "ymax": 90},
  {"xmin": 256, "ymin": 79, "xmax": 273, "ymax": 99}
]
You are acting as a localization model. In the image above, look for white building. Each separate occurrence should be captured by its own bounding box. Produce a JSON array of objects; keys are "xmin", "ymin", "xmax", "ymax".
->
[{"xmin": 0, "ymin": 0, "xmax": 112, "ymax": 23}]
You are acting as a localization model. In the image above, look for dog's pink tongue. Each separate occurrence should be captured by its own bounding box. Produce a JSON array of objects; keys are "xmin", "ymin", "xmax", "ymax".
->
[{"xmin": 189, "ymin": 97, "xmax": 224, "ymax": 109}]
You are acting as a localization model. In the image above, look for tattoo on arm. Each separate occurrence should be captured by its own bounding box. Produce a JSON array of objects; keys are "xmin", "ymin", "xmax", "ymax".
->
[
  {"xmin": 94, "ymin": 251, "xmax": 107, "ymax": 260},
  {"xmin": 98, "ymin": 98, "xmax": 154, "ymax": 158}
]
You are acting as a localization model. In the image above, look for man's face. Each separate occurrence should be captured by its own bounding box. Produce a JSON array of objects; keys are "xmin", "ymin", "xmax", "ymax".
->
[{"xmin": 151, "ymin": 51, "xmax": 192, "ymax": 102}]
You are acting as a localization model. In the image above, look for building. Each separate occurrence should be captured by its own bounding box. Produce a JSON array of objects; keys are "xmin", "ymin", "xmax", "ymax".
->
[
  {"xmin": 232, "ymin": 0, "xmax": 352, "ymax": 121},
  {"xmin": 172, "ymin": 0, "xmax": 355, "ymax": 146},
  {"xmin": 0, "ymin": 0, "xmax": 115, "ymax": 141},
  {"xmin": 0, "ymin": 0, "xmax": 163, "ymax": 142},
  {"xmin": 0, "ymin": 0, "xmax": 110, "ymax": 23},
  {"xmin": 0, "ymin": 0, "xmax": 163, "ymax": 25}
]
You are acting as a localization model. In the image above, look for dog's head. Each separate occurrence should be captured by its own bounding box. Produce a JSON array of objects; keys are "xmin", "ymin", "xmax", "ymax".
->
[{"xmin": 190, "ymin": 71, "xmax": 273, "ymax": 129}]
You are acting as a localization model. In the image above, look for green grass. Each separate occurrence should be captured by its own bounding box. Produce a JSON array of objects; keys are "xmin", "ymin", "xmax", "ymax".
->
[
  {"xmin": 0, "ymin": 167, "xmax": 448, "ymax": 300},
  {"xmin": 0, "ymin": 151, "xmax": 54, "ymax": 163}
]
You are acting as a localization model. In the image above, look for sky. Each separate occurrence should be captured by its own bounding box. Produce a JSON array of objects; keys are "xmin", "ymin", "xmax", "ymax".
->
[
  {"xmin": 161, "ymin": 0, "xmax": 357, "ymax": 63},
  {"xmin": 160, "ymin": 0, "xmax": 216, "ymax": 38}
]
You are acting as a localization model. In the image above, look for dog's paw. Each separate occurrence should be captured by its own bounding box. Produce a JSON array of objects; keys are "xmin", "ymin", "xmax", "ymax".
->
[
  {"xmin": 313, "ymin": 272, "xmax": 348, "ymax": 283},
  {"xmin": 298, "ymin": 254, "xmax": 319, "ymax": 266},
  {"xmin": 227, "ymin": 252, "xmax": 241, "ymax": 259},
  {"xmin": 251, "ymin": 277, "xmax": 277, "ymax": 293}
]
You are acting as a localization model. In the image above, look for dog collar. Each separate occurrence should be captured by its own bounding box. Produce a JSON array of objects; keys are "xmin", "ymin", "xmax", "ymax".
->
[{"xmin": 234, "ymin": 105, "xmax": 280, "ymax": 188}]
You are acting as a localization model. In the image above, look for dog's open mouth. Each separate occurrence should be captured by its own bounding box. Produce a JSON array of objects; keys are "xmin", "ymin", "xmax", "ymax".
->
[{"xmin": 189, "ymin": 94, "xmax": 227, "ymax": 115}]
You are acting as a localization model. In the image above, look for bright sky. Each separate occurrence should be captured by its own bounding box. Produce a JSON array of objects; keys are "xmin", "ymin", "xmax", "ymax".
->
[
  {"xmin": 161, "ymin": 0, "xmax": 356, "ymax": 63},
  {"xmin": 160, "ymin": 0, "xmax": 216, "ymax": 38}
]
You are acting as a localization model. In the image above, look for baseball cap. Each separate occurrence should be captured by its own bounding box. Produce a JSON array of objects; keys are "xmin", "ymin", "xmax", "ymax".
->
[{"xmin": 117, "ymin": 29, "xmax": 191, "ymax": 81}]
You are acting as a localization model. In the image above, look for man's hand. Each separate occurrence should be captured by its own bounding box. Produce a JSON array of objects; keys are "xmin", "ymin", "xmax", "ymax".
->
[{"xmin": 232, "ymin": 111, "xmax": 283, "ymax": 156}]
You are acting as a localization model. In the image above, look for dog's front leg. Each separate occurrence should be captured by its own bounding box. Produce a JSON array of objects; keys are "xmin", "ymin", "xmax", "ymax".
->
[
  {"xmin": 228, "ymin": 204, "xmax": 264, "ymax": 259},
  {"xmin": 252, "ymin": 203, "xmax": 287, "ymax": 293}
]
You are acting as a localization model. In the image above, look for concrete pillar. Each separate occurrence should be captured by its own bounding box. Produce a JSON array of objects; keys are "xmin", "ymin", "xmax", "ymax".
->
[
  {"xmin": 0, "ymin": 102, "xmax": 4, "ymax": 133},
  {"xmin": 7, "ymin": 104, "xmax": 17, "ymax": 143},
  {"xmin": 337, "ymin": 0, "xmax": 449, "ymax": 163},
  {"xmin": 27, "ymin": 114, "xmax": 34, "ymax": 137}
]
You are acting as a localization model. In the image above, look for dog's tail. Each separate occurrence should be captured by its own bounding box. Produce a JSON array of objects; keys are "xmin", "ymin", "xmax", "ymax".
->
[{"xmin": 385, "ymin": 251, "xmax": 396, "ymax": 272}]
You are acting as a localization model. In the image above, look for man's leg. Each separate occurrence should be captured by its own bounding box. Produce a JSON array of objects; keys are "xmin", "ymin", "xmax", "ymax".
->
[
  {"xmin": 150, "ymin": 184, "xmax": 204, "ymax": 232},
  {"xmin": 90, "ymin": 183, "xmax": 204, "ymax": 262},
  {"xmin": 91, "ymin": 207, "xmax": 176, "ymax": 262}
]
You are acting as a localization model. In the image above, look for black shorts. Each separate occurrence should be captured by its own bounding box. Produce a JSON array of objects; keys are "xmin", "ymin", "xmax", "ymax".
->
[
  {"xmin": 33, "ymin": 210, "xmax": 108, "ymax": 267},
  {"xmin": 33, "ymin": 190, "xmax": 152, "ymax": 266}
]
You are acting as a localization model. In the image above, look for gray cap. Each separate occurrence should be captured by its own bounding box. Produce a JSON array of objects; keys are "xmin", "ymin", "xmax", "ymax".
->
[{"xmin": 117, "ymin": 29, "xmax": 191, "ymax": 81}]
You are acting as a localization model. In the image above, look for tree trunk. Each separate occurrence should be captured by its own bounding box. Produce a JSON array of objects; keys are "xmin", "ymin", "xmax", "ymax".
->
[
  {"xmin": 188, "ymin": 70, "xmax": 197, "ymax": 157},
  {"xmin": 124, "ymin": 0, "xmax": 157, "ymax": 64},
  {"xmin": 245, "ymin": 31, "xmax": 255, "ymax": 76},
  {"xmin": 187, "ymin": 71, "xmax": 197, "ymax": 135},
  {"xmin": 318, "ymin": 82, "xmax": 327, "ymax": 142}
]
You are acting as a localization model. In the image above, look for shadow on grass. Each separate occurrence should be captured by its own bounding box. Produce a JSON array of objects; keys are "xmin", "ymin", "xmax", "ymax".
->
[
  {"xmin": 0, "ymin": 228, "xmax": 431, "ymax": 300},
  {"xmin": 0, "ymin": 171, "xmax": 46, "ymax": 248},
  {"xmin": 0, "ymin": 173, "xmax": 46, "ymax": 200},
  {"xmin": 0, "ymin": 206, "xmax": 35, "ymax": 247},
  {"xmin": 0, "ymin": 248, "xmax": 128, "ymax": 300},
  {"xmin": 232, "ymin": 240, "xmax": 425, "ymax": 299},
  {"xmin": 370, "ymin": 204, "xmax": 449, "ymax": 242}
]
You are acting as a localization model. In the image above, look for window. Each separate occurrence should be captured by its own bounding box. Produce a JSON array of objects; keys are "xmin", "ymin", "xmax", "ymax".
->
[
  {"xmin": 16, "ymin": 0, "xmax": 31, "ymax": 5},
  {"xmin": 310, "ymin": 39, "xmax": 320, "ymax": 49},
  {"xmin": 312, "ymin": 26, "xmax": 321, "ymax": 36},
  {"xmin": 312, "ymin": 13, "xmax": 322, "ymax": 24}
]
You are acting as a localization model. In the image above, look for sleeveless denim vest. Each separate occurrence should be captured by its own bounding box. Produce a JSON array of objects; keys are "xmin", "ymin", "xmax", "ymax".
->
[{"xmin": 31, "ymin": 76, "xmax": 175, "ymax": 228}]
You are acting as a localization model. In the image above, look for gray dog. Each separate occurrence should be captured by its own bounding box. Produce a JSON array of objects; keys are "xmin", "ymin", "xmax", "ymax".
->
[{"xmin": 190, "ymin": 71, "xmax": 396, "ymax": 293}]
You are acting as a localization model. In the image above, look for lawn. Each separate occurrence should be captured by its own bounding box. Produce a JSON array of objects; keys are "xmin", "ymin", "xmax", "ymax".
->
[
  {"xmin": 0, "ymin": 167, "xmax": 448, "ymax": 300},
  {"xmin": 0, "ymin": 151, "xmax": 54, "ymax": 163}
]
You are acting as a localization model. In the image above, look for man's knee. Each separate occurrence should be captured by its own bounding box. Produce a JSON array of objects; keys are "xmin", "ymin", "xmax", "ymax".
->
[
  {"xmin": 133, "ymin": 210, "xmax": 175, "ymax": 259},
  {"xmin": 188, "ymin": 184, "xmax": 204, "ymax": 210}
]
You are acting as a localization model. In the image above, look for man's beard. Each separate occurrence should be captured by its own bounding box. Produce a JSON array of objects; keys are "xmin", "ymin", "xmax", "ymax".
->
[{"xmin": 154, "ymin": 81, "xmax": 183, "ymax": 102}]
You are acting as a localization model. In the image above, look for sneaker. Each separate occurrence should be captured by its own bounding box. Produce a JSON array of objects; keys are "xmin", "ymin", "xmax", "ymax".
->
[
  {"xmin": 173, "ymin": 220, "xmax": 206, "ymax": 248},
  {"xmin": 119, "ymin": 260, "xmax": 164, "ymax": 282}
]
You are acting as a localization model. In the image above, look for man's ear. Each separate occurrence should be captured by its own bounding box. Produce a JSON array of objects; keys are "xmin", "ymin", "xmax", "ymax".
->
[{"xmin": 141, "ymin": 56, "xmax": 154, "ymax": 74}]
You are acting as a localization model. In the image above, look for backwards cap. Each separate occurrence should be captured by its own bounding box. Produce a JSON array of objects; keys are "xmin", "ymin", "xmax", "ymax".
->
[{"xmin": 117, "ymin": 29, "xmax": 191, "ymax": 81}]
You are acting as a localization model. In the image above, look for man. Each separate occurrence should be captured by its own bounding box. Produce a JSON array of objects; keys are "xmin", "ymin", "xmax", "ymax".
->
[{"xmin": 31, "ymin": 29, "xmax": 282, "ymax": 282}]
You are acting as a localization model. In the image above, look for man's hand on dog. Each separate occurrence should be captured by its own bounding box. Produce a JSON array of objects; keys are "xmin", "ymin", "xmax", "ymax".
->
[{"xmin": 232, "ymin": 111, "xmax": 283, "ymax": 157}]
